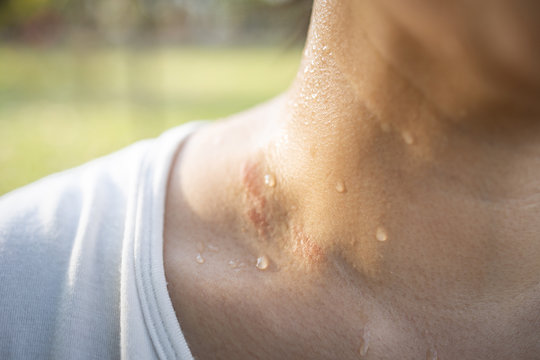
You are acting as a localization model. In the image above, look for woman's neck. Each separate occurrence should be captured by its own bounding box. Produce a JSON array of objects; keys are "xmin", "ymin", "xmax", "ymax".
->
[
  {"xmin": 176, "ymin": 0, "xmax": 540, "ymax": 288},
  {"xmin": 165, "ymin": 1, "xmax": 540, "ymax": 357},
  {"xmin": 171, "ymin": 0, "xmax": 540, "ymax": 294},
  {"xmin": 262, "ymin": 0, "xmax": 540, "ymax": 284}
]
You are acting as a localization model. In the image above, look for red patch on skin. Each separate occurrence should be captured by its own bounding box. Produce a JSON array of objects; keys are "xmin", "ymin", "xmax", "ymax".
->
[
  {"xmin": 241, "ymin": 161, "xmax": 269, "ymax": 238},
  {"xmin": 292, "ymin": 226, "xmax": 326, "ymax": 264},
  {"xmin": 247, "ymin": 207, "xmax": 268, "ymax": 233},
  {"xmin": 241, "ymin": 161, "xmax": 262, "ymax": 198}
]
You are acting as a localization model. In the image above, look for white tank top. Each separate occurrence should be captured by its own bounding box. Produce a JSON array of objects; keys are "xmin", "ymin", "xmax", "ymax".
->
[{"xmin": 0, "ymin": 121, "xmax": 206, "ymax": 359}]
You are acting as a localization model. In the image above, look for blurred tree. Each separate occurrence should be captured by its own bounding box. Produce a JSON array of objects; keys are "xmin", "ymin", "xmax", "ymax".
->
[
  {"xmin": 0, "ymin": 0, "xmax": 67, "ymax": 44},
  {"xmin": 0, "ymin": 0, "xmax": 55, "ymax": 26},
  {"xmin": 0, "ymin": 0, "xmax": 311, "ymax": 45}
]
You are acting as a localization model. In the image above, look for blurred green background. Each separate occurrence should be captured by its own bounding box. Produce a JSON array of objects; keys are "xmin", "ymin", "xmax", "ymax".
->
[{"xmin": 0, "ymin": 0, "xmax": 310, "ymax": 195}]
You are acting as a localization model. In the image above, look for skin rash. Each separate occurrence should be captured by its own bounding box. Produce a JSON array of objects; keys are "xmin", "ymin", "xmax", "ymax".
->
[
  {"xmin": 240, "ymin": 160, "xmax": 270, "ymax": 239},
  {"xmin": 240, "ymin": 159, "xmax": 327, "ymax": 268}
]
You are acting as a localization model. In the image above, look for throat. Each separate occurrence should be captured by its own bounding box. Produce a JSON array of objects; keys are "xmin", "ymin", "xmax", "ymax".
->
[{"xmin": 262, "ymin": 98, "xmax": 540, "ymax": 302}]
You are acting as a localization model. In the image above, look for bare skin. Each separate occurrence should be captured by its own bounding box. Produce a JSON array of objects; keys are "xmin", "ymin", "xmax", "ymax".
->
[{"xmin": 164, "ymin": 0, "xmax": 540, "ymax": 359}]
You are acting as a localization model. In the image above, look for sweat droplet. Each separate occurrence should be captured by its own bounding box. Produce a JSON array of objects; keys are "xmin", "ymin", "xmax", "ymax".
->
[
  {"xmin": 359, "ymin": 328, "xmax": 370, "ymax": 356},
  {"xmin": 376, "ymin": 227, "xmax": 388, "ymax": 242},
  {"xmin": 264, "ymin": 173, "xmax": 276, "ymax": 188},
  {"xmin": 402, "ymin": 131, "xmax": 414, "ymax": 145},
  {"xmin": 336, "ymin": 181, "xmax": 346, "ymax": 193},
  {"xmin": 256, "ymin": 255, "xmax": 270, "ymax": 270},
  {"xmin": 228, "ymin": 259, "xmax": 246, "ymax": 270},
  {"xmin": 195, "ymin": 254, "xmax": 205, "ymax": 264},
  {"xmin": 426, "ymin": 348, "xmax": 438, "ymax": 360}
]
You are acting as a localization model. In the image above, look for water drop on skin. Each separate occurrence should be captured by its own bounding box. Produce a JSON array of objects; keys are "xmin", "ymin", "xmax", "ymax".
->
[
  {"xmin": 264, "ymin": 173, "xmax": 276, "ymax": 188},
  {"xmin": 228, "ymin": 259, "xmax": 246, "ymax": 271},
  {"xmin": 359, "ymin": 329, "xmax": 370, "ymax": 357},
  {"xmin": 376, "ymin": 227, "xmax": 388, "ymax": 242},
  {"xmin": 402, "ymin": 131, "xmax": 414, "ymax": 145},
  {"xmin": 335, "ymin": 181, "xmax": 346, "ymax": 193},
  {"xmin": 256, "ymin": 255, "xmax": 270, "ymax": 271},
  {"xmin": 195, "ymin": 254, "xmax": 205, "ymax": 264}
]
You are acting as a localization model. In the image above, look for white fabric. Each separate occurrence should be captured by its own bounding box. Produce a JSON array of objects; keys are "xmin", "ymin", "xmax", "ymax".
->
[{"xmin": 0, "ymin": 122, "xmax": 204, "ymax": 360}]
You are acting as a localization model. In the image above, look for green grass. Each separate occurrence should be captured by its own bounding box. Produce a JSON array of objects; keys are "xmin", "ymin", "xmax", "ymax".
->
[{"xmin": 0, "ymin": 46, "xmax": 302, "ymax": 195}]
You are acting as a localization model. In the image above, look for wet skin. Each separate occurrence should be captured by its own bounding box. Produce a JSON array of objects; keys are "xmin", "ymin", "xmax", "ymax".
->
[{"xmin": 164, "ymin": 0, "xmax": 540, "ymax": 359}]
